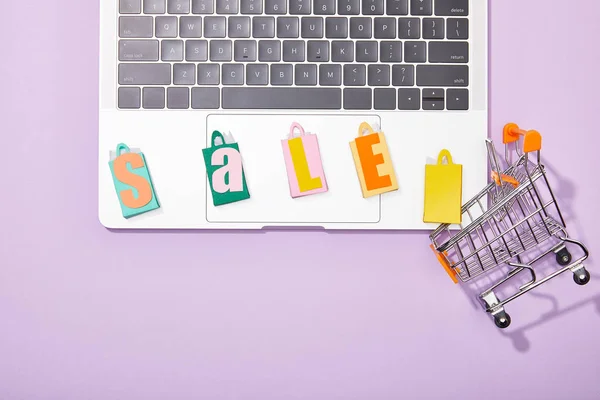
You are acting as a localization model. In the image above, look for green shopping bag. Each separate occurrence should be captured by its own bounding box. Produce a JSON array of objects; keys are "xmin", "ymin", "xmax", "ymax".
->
[{"xmin": 202, "ymin": 130, "xmax": 250, "ymax": 206}]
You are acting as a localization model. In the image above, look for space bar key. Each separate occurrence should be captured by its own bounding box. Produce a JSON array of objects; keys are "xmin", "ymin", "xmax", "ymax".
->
[{"xmin": 222, "ymin": 88, "xmax": 342, "ymax": 109}]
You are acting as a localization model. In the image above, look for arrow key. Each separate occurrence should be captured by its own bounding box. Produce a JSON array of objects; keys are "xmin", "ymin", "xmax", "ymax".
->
[
  {"xmin": 410, "ymin": 0, "xmax": 432, "ymax": 16},
  {"xmin": 447, "ymin": 88, "xmax": 469, "ymax": 110},
  {"xmin": 398, "ymin": 88, "xmax": 420, "ymax": 110}
]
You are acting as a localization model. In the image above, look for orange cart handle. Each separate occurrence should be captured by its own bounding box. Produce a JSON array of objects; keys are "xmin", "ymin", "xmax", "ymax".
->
[
  {"xmin": 503, "ymin": 123, "xmax": 542, "ymax": 153},
  {"xmin": 429, "ymin": 245, "xmax": 458, "ymax": 284}
]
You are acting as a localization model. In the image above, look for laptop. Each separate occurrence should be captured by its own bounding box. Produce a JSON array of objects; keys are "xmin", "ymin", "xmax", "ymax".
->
[{"xmin": 99, "ymin": 0, "xmax": 488, "ymax": 230}]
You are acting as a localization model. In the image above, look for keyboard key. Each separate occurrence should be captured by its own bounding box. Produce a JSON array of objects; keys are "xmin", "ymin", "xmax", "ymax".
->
[
  {"xmin": 144, "ymin": 0, "xmax": 166, "ymax": 13},
  {"xmin": 168, "ymin": 0, "xmax": 190, "ymax": 13},
  {"xmin": 120, "ymin": 0, "xmax": 141, "ymax": 14},
  {"xmin": 356, "ymin": 41, "xmax": 378, "ymax": 62},
  {"xmin": 192, "ymin": 87, "xmax": 220, "ymax": 108},
  {"xmin": 119, "ymin": 40, "xmax": 159, "ymax": 61},
  {"xmin": 204, "ymin": 16, "xmax": 226, "ymax": 37},
  {"xmin": 423, "ymin": 18, "xmax": 444, "ymax": 39},
  {"xmin": 392, "ymin": 64, "xmax": 414, "ymax": 86},
  {"xmin": 435, "ymin": 0, "xmax": 468, "ymax": 16},
  {"xmin": 185, "ymin": 40, "xmax": 208, "ymax": 60},
  {"xmin": 210, "ymin": 40, "xmax": 232, "ymax": 61},
  {"xmin": 338, "ymin": 0, "xmax": 359, "ymax": 15},
  {"xmin": 156, "ymin": 16, "xmax": 178, "ymax": 37},
  {"xmin": 331, "ymin": 41, "xmax": 354, "ymax": 62},
  {"xmin": 398, "ymin": 18, "xmax": 420, "ymax": 39},
  {"xmin": 222, "ymin": 64, "xmax": 245, "ymax": 84},
  {"xmin": 362, "ymin": 0, "xmax": 384, "ymax": 15},
  {"xmin": 386, "ymin": 0, "xmax": 408, "ymax": 15},
  {"xmin": 319, "ymin": 64, "xmax": 342, "ymax": 85},
  {"xmin": 283, "ymin": 40, "xmax": 305, "ymax": 61},
  {"xmin": 161, "ymin": 40, "xmax": 184, "ymax": 61},
  {"xmin": 326, "ymin": 17, "xmax": 348, "ymax": 38},
  {"xmin": 410, "ymin": 0, "xmax": 431, "ymax": 15},
  {"xmin": 374, "ymin": 17, "xmax": 396, "ymax": 39},
  {"xmin": 368, "ymin": 64, "xmax": 390, "ymax": 86},
  {"xmin": 307, "ymin": 41, "xmax": 329, "ymax": 61},
  {"xmin": 253, "ymin": 17, "xmax": 275, "ymax": 38},
  {"xmin": 422, "ymin": 88, "xmax": 444, "ymax": 100},
  {"xmin": 234, "ymin": 40, "xmax": 257, "ymax": 61},
  {"xmin": 229, "ymin": 16, "xmax": 251, "ymax": 37},
  {"xmin": 447, "ymin": 18, "xmax": 469, "ymax": 39},
  {"xmin": 404, "ymin": 41, "xmax": 426, "ymax": 62},
  {"xmin": 429, "ymin": 41, "xmax": 468, "ymax": 63},
  {"xmin": 295, "ymin": 64, "xmax": 317, "ymax": 85},
  {"xmin": 180, "ymin": 16, "xmax": 202, "ymax": 37},
  {"xmin": 416, "ymin": 65, "xmax": 468, "ymax": 86},
  {"xmin": 143, "ymin": 87, "xmax": 165, "ymax": 109},
  {"xmin": 302, "ymin": 17, "xmax": 324, "ymax": 38},
  {"xmin": 246, "ymin": 64, "xmax": 269, "ymax": 84},
  {"xmin": 374, "ymin": 88, "xmax": 396, "ymax": 110},
  {"xmin": 167, "ymin": 87, "xmax": 190, "ymax": 109},
  {"xmin": 119, "ymin": 63, "xmax": 171, "ymax": 85},
  {"xmin": 241, "ymin": 0, "xmax": 262, "ymax": 13},
  {"xmin": 258, "ymin": 40, "xmax": 281, "ymax": 61},
  {"xmin": 192, "ymin": 0, "xmax": 214, "ymax": 13},
  {"xmin": 278, "ymin": 17, "xmax": 299, "ymax": 38},
  {"xmin": 216, "ymin": 0, "xmax": 238, "ymax": 13},
  {"xmin": 290, "ymin": 0, "xmax": 311, "ymax": 14},
  {"xmin": 271, "ymin": 64, "xmax": 294, "ymax": 85},
  {"xmin": 398, "ymin": 88, "xmax": 420, "ymax": 109},
  {"xmin": 343, "ymin": 64, "xmax": 366, "ymax": 86},
  {"xmin": 265, "ymin": 0, "xmax": 287, "ymax": 14},
  {"xmin": 222, "ymin": 88, "xmax": 342, "ymax": 109},
  {"xmin": 350, "ymin": 18, "xmax": 372, "ymax": 38},
  {"xmin": 118, "ymin": 87, "xmax": 141, "ymax": 108},
  {"xmin": 343, "ymin": 88, "xmax": 371, "ymax": 109},
  {"xmin": 197, "ymin": 63, "xmax": 220, "ymax": 84},
  {"xmin": 315, "ymin": 0, "xmax": 336, "ymax": 15},
  {"xmin": 447, "ymin": 89, "xmax": 469, "ymax": 110},
  {"xmin": 119, "ymin": 16, "xmax": 153, "ymax": 38},
  {"xmin": 380, "ymin": 41, "xmax": 402, "ymax": 62},
  {"xmin": 173, "ymin": 63, "xmax": 196, "ymax": 84}
]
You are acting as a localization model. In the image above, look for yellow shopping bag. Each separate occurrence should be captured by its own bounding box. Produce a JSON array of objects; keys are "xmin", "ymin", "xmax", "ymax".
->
[{"xmin": 424, "ymin": 149, "xmax": 462, "ymax": 224}]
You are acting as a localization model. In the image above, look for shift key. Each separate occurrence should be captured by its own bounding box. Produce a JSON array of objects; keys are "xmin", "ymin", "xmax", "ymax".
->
[
  {"xmin": 417, "ymin": 65, "xmax": 468, "ymax": 87},
  {"xmin": 119, "ymin": 63, "xmax": 171, "ymax": 85}
]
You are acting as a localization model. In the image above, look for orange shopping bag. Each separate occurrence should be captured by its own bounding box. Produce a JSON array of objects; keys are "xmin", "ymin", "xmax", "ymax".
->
[{"xmin": 350, "ymin": 122, "xmax": 398, "ymax": 198}]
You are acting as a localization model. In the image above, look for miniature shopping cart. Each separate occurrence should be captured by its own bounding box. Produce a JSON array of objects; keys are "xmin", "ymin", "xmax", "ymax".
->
[{"xmin": 429, "ymin": 123, "xmax": 590, "ymax": 329}]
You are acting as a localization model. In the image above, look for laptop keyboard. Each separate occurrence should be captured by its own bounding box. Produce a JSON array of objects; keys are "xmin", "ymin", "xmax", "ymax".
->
[{"xmin": 117, "ymin": 0, "xmax": 470, "ymax": 110}]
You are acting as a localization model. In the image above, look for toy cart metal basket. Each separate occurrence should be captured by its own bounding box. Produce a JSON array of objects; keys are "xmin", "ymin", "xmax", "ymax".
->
[{"xmin": 429, "ymin": 123, "xmax": 590, "ymax": 329}]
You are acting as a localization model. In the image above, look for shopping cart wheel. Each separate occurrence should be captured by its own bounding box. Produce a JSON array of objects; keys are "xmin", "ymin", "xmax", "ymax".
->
[
  {"xmin": 494, "ymin": 312, "xmax": 511, "ymax": 329},
  {"xmin": 573, "ymin": 268, "xmax": 590, "ymax": 286},
  {"xmin": 556, "ymin": 248, "xmax": 572, "ymax": 266}
]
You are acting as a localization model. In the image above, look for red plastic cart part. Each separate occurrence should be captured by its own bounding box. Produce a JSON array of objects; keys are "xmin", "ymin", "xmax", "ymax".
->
[
  {"xmin": 503, "ymin": 123, "xmax": 542, "ymax": 153},
  {"xmin": 430, "ymin": 244, "xmax": 458, "ymax": 284},
  {"xmin": 491, "ymin": 171, "xmax": 519, "ymax": 188}
]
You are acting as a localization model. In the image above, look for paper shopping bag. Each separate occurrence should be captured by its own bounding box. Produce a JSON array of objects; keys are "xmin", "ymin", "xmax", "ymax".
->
[
  {"xmin": 350, "ymin": 122, "xmax": 398, "ymax": 198},
  {"xmin": 281, "ymin": 122, "xmax": 328, "ymax": 198},
  {"xmin": 423, "ymin": 149, "xmax": 462, "ymax": 224},
  {"xmin": 202, "ymin": 130, "xmax": 250, "ymax": 206},
  {"xmin": 109, "ymin": 143, "xmax": 160, "ymax": 218}
]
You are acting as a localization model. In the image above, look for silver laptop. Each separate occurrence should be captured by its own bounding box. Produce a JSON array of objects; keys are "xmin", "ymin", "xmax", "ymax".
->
[{"xmin": 99, "ymin": 0, "xmax": 488, "ymax": 230}]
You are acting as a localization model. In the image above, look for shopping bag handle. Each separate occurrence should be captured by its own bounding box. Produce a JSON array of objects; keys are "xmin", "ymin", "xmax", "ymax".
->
[
  {"xmin": 503, "ymin": 123, "xmax": 542, "ymax": 153},
  {"xmin": 357, "ymin": 122, "xmax": 375, "ymax": 137},
  {"xmin": 116, "ymin": 143, "xmax": 131, "ymax": 157},
  {"xmin": 436, "ymin": 149, "xmax": 454, "ymax": 165},
  {"xmin": 211, "ymin": 130, "xmax": 226, "ymax": 147},
  {"xmin": 288, "ymin": 122, "xmax": 306, "ymax": 139}
]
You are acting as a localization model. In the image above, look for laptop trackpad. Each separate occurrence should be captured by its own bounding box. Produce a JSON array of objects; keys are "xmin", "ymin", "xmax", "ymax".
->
[{"xmin": 205, "ymin": 114, "xmax": 381, "ymax": 225}]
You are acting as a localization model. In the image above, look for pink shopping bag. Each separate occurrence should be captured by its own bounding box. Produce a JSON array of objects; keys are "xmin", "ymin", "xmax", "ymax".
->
[{"xmin": 281, "ymin": 122, "xmax": 328, "ymax": 198}]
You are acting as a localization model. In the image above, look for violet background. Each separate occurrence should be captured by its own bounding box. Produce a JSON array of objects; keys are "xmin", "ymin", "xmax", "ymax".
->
[{"xmin": 1, "ymin": 0, "xmax": 599, "ymax": 399}]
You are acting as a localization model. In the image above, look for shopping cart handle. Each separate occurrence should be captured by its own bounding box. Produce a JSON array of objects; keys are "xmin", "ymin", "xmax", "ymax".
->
[
  {"xmin": 429, "ymin": 244, "xmax": 458, "ymax": 284},
  {"xmin": 503, "ymin": 123, "xmax": 542, "ymax": 153}
]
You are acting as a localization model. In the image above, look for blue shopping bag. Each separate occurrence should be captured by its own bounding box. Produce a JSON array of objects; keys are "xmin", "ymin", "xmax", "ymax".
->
[{"xmin": 109, "ymin": 143, "xmax": 160, "ymax": 218}]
